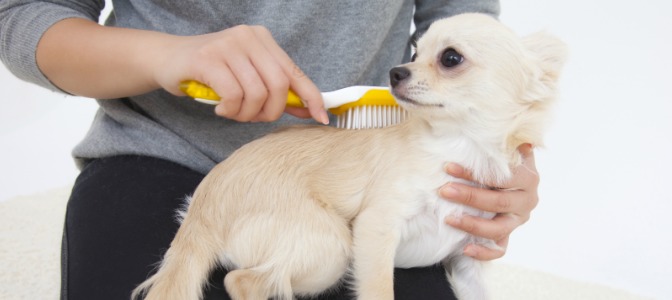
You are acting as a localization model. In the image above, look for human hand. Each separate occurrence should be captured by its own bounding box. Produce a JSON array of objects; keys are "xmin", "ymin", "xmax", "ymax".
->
[
  {"xmin": 154, "ymin": 25, "xmax": 328, "ymax": 124},
  {"xmin": 440, "ymin": 144, "xmax": 540, "ymax": 260}
]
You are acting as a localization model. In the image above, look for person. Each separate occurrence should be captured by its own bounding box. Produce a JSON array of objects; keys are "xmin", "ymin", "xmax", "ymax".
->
[{"xmin": 0, "ymin": 0, "xmax": 540, "ymax": 299}]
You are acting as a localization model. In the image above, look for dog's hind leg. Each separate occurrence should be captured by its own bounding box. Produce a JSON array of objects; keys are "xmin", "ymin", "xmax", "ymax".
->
[
  {"xmin": 224, "ymin": 269, "xmax": 276, "ymax": 300},
  {"xmin": 222, "ymin": 200, "xmax": 352, "ymax": 300},
  {"xmin": 223, "ymin": 233, "xmax": 348, "ymax": 300}
]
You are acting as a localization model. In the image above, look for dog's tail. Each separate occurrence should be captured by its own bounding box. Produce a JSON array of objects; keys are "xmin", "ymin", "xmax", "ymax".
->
[{"xmin": 131, "ymin": 219, "xmax": 221, "ymax": 300}]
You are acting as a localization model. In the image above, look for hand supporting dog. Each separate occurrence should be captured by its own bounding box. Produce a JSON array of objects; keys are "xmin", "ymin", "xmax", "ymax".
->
[{"xmin": 443, "ymin": 144, "xmax": 539, "ymax": 260}]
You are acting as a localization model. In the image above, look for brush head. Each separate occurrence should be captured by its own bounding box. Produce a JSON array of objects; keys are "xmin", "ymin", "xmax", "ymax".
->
[
  {"xmin": 327, "ymin": 88, "xmax": 408, "ymax": 129},
  {"xmin": 335, "ymin": 105, "xmax": 409, "ymax": 129}
]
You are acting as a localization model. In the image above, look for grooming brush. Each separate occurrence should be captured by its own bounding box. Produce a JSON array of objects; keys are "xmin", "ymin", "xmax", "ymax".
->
[{"xmin": 180, "ymin": 80, "xmax": 409, "ymax": 129}]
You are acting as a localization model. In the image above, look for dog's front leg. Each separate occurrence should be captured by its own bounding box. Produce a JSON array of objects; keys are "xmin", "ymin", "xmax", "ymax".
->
[
  {"xmin": 350, "ymin": 207, "xmax": 400, "ymax": 300},
  {"xmin": 444, "ymin": 255, "xmax": 488, "ymax": 300}
]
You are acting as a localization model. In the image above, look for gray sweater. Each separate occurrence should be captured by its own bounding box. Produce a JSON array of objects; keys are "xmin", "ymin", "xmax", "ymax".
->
[{"xmin": 0, "ymin": 0, "xmax": 499, "ymax": 174}]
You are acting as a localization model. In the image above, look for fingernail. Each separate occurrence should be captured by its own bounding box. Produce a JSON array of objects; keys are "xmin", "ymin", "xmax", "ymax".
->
[
  {"xmin": 320, "ymin": 110, "xmax": 330, "ymax": 125},
  {"xmin": 463, "ymin": 246, "xmax": 477, "ymax": 257},
  {"xmin": 519, "ymin": 143, "xmax": 534, "ymax": 154},
  {"xmin": 445, "ymin": 215, "xmax": 461, "ymax": 226},
  {"xmin": 444, "ymin": 163, "xmax": 463, "ymax": 175},
  {"xmin": 441, "ymin": 185, "xmax": 460, "ymax": 198}
]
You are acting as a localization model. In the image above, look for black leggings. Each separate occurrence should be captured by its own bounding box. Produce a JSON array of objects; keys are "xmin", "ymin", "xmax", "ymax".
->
[{"xmin": 61, "ymin": 155, "xmax": 456, "ymax": 299}]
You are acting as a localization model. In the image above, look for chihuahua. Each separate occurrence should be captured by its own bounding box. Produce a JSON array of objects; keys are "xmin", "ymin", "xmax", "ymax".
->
[{"xmin": 133, "ymin": 13, "xmax": 567, "ymax": 300}]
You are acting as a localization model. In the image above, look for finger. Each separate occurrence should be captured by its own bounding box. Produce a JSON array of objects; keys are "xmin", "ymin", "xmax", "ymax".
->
[
  {"xmin": 254, "ymin": 26, "xmax": 328, "ymax": 124},
  {"xmin": 463, "ymin": 236, "xmax": 509, "ymax": 261},
  {"xmin": 445, "ymin": 213, "xmax": 521, "ymax": 242},
  {"xmin": 506, "ymin": 144, "xmax": 540, "ymax": 190},
  {"xmin": 519, "ymin": 143, "xmax": 536, "ymax": 169},
  {"xmin": 440, "ymin": 184, "xmax": 535, "ymax": 215},
  {"xmin": 247, "ymin": 34, "xmax": 290, "ymax": 122},
  {"xmin": 286, "ymin": 64, "xmax": 328, "ymax": 124},
  {"xmin": 257, "ymin": 76, "xmax": 290, "ymax": 122},
  {"xmin": 240, "ymin": 26, "xmax": 289, "ymax": 122},
  {"xmin": 202, "ymin": 62, "xmax": 244, "ymax": 118},
  {"xmin": 444, "ymin": 162, "xmax": 476, "ymax": 183},
  {"xmin": 284, "ymin": 107, "xmax": 312, "ymax": 119},
  {"xmin": 226, "ymin": 54, "xmax": 268, "ymax": 122},
  {"xmin": 444, "ymin": 144, "xmax": 539, "ymax": 190}
]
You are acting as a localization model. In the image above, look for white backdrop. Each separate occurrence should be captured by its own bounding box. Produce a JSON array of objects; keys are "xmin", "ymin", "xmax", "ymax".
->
[{"xmin": 1, "ymin": 0, "xmax": 670, "ymax": 299}]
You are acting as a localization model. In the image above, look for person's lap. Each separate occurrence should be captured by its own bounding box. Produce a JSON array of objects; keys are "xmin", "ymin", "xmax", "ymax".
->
[{"xmin": 61, "ymin": 155, "xmax": 456, "ymax": 300}]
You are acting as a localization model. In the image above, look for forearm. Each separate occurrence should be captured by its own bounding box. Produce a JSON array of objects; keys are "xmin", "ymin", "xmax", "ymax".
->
[
  {"xmin": 32, "ymin": 13, "xmax": 328, "ymax": 123},
  {"xmin": 36, "ymin": 18, "xmax": 179, "ymax": 99}
]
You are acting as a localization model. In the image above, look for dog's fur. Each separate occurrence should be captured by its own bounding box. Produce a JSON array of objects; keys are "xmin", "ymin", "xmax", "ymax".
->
[{"xmin": 132, "ymin": 13, "xmax": 567, "ymax": 300}]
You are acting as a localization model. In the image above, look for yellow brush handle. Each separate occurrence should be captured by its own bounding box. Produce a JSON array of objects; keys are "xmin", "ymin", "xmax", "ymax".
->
[{"xmin": 179, "ymin": 80, "xmax": 303, "ymax": 107}]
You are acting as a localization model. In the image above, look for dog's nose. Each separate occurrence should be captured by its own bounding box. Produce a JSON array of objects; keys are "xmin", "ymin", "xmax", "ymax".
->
[{"xmin": 389, "ymin": 67, "xmax": 411, "ymax": 88}]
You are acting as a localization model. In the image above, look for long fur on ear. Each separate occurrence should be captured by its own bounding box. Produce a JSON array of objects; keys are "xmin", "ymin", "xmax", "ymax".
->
[
  {"xmin": 506, "ymin": 32, "xmax": 568, "ymax": 164},
  {"xmin": 521, "ymin": 31, "xmax": 569, "ymax": 103}
]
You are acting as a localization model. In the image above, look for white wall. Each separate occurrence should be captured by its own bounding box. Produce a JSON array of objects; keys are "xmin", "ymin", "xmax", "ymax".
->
[
  {"xmin": 0, "ymin": 0, "xmax": 670, "ymax": 299},
  {"xmin": 497, "ymin": 1, "xmax": 672, "ymax": 299}
]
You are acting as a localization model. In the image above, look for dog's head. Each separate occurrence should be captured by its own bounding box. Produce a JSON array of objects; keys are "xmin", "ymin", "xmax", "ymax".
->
[{"xmin": 390, "ymin": 13, "xmax": 567, "ymax": 156}]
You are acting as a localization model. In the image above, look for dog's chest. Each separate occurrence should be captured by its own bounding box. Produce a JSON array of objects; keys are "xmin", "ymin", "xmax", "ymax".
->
[{"xmin": 392, "ymin": 173, "xmax": 487, "ymax": 268}]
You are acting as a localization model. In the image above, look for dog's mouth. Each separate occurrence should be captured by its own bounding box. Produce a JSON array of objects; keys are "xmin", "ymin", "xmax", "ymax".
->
[{"xmin": 392, "ymin": 92, "xmax": 444, "ymax": 108}]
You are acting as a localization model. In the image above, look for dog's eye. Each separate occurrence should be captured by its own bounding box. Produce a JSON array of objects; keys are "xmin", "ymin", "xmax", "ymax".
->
[
  {"xmin": 440, "ymin": 48, "xmax": 463, "ymax": 68},
  {"xmin": 411, "ymin": 53, "xmax": 417, "ymax": 62}
]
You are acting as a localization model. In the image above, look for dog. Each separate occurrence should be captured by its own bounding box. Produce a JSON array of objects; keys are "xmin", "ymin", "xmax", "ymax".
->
[{"xmin": 132, "ymin": 13, "xmax": 567, "ymax": 300}]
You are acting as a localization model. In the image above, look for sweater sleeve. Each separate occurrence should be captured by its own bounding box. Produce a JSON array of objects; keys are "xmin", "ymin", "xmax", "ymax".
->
[
  {"xmin": 0, "ymin": 0, "xmax": 105, "ymax": 92},
  {"xmin": 413, "ymin": 0, "xmax": 500, "ymax": 42}
]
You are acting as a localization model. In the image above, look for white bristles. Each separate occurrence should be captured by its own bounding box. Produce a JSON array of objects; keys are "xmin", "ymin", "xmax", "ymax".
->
[{"xmin": 335, "ymin": 106, "xmax": 409, "ymax": 129}]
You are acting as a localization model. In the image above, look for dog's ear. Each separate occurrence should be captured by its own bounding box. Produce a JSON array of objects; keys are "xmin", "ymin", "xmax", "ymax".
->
[
  {"xmin": 521, "ymin": 31, "xmax": 568, "ymax": 103},
  {"xmin": 507, "ymin": 32, "xmax": 567, "ymax": 160}
]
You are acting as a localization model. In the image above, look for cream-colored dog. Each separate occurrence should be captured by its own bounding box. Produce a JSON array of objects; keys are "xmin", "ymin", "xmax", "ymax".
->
[{"xmin": 133, "ymin": 13, "xmax": 567, "ymax": 300}]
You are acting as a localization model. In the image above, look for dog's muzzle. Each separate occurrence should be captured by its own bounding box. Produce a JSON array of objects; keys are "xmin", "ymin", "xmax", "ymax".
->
[{"xmin": 389, "ymin": 67, "xmax": 411, "ymax": 88}]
